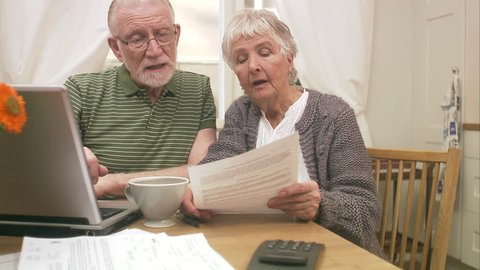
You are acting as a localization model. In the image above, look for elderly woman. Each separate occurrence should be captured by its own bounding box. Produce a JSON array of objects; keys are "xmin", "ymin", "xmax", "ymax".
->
[{"xmin": 183, "ymin": 9, "xmax": 384, "ymax": 257}]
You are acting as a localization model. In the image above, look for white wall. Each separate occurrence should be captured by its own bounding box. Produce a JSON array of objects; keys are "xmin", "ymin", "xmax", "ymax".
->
[{"xmin": 366, "ymin": 0, "xmax": 414, "ymax": 148}]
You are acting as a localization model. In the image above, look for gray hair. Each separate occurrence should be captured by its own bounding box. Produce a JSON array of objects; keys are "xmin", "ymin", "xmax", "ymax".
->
[
  {"xmin": 107, "ymin": 0, "xmax": 175, "ymax": 35},
  {"xmin": 222, "ymin": 9, "xmax": 299, "ymax": 84}
]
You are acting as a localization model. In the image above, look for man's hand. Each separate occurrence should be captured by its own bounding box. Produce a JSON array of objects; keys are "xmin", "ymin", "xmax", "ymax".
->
[
  {"xmin": 92, "ymin": 174, "xmax": 128, "ymax": 199},
  {"xmin": 86, "ymin": 128, "xmax": 216, "ymax": 199},
  {"xmin": 267, "ymin": 181, "xmax": 321, "ymax": 221},
  {"xmin": 83, "ymin": 147, "xmax": 108, "ymax": 185},
  {"xmin": 93, "ymin": 166, "xmax": 191, "ymax": 199}
]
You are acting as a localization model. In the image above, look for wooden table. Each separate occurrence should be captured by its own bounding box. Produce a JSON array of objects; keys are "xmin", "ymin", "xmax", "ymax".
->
[{"xmin": 0, "ymin": 214, "xmax": 398, "ymax": 269}]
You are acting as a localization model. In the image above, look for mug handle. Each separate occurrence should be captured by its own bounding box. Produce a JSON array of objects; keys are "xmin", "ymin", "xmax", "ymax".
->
[{"xmin": 124, "ymin": 186, "xmax": 136, "ymax": 204}]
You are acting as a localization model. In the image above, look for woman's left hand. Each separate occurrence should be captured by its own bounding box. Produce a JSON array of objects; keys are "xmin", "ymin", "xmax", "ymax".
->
[{"xmin": 267, "ymin": 181, "xmax": 320, "ymax": 221}]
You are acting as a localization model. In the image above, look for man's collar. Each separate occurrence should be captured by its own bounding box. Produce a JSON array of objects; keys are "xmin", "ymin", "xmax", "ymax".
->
[
  {"xmin": 117, "ymin": 65, "xmax": 140, "ymax": 96},
  {"xmin": 117, "ymin": 64, "xmax": 178, "ymax": 96},
  {"xmin": 164, "ymin": 73, "xmax": 178, "ymax": 96}
]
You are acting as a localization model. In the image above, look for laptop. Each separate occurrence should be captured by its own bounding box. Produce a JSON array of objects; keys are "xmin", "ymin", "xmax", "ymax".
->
[{"xmin": 0, "ymin": 85, "xmax": 141, "ymax": 237}]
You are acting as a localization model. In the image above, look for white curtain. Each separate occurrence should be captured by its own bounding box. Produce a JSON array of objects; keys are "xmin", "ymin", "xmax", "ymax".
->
[
  {"xmin": 0, "ymin": 0, "xmax": 111, "ymax": 84},
  {"xmin": 274, "ymin": 0, "xmax": 375, "ymax": 146}
]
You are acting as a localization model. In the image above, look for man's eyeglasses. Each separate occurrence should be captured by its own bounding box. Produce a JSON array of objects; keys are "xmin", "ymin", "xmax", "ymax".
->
[{"xmin": 117, "ymin": 25, "xmax": 178, "ymax": 52}]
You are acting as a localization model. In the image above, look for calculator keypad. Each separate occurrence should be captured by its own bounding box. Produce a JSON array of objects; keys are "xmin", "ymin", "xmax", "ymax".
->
[{"xmin": 248, "ymin": 239, "xmax": 324, "ymax": 270}]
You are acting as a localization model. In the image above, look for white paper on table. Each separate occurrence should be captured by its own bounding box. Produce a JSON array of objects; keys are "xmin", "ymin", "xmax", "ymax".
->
[
  {"xmin": 0, "ymin": 252, "xmax": 20, "ymax": 270},
  {"xmin": 17, "ymin": 231, "xmax": 234, "ymax": 270},
  {"xmin": 188, "ymin": 132, "xmax": 302, "ymax": 214},
  {"xmin": 164, "ymin": 234, "xmax": 234, "ymax": 269}
]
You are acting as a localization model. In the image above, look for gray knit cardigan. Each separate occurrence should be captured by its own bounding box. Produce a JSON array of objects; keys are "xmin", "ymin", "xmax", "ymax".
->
[{"xmin": 200, "ymin": 89, "xmax": 385, "ymax": 257}]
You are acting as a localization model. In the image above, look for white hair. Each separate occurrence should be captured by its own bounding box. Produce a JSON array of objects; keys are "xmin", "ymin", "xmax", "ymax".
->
[
  {"xmin": 107, "ymin": 0, "xmax": 175, "ymax": 35},
  {"xmin": 222, "ymin": 9, "xmax": 298, "ymax": 84}
]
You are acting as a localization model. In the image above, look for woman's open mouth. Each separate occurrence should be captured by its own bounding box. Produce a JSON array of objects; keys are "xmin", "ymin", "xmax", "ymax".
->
[{"xmin": 252, "ymin": 79, "xmax": 268, "ymax": 87}]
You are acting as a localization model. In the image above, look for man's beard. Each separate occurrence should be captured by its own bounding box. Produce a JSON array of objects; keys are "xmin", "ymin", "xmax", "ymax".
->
[{"xmin": 130, "ymin": 64, "xmax": 175, "ymax": 89}]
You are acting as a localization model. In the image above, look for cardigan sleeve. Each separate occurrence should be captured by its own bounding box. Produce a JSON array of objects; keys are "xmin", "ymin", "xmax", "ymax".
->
[
  {"xmin": 200, "ymin": 98, "xmax": 251, "ymax": 164},
  {"xmin": 314, "ymin": 105, "xmax": 381, "ymax": 250}
]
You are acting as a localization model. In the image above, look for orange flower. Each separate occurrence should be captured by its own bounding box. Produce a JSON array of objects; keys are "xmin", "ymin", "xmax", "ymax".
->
[{"xmin": 0, "ymin": 83, "xmax": 27, "ymax": 134}]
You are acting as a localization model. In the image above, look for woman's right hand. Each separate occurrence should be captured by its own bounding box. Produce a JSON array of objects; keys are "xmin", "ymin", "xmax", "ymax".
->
[{"xmin": 181, "ymin": 186, "xmax": 215, "ymax": 221}]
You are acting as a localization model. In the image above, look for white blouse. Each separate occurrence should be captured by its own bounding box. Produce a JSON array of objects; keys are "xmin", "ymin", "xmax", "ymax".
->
[{"xmin": 257, "ymin": 90, "xmax": 310, "ymax": 181}]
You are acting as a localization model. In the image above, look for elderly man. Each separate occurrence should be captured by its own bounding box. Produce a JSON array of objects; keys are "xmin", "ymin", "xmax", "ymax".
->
[{"xmin": 65, "ymin": 0, "xmax": 216, "ymax": 198}]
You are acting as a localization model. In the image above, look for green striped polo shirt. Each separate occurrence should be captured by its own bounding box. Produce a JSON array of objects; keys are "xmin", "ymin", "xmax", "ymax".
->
[{"xmin": 65, "ymin": 64, "xmax": 216, "ymax": 173}]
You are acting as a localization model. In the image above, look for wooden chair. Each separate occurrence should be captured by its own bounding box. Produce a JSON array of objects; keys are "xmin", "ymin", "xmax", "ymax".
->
[{"xmin": 367, "ymin": 148, "xmax": 461, "ymax": 270}]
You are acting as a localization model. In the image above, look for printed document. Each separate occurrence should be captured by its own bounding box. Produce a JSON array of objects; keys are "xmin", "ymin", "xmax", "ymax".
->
[
  {"xmin": 189, "ymin": 133, "xmax": 307, "ymax": 214},
  {"xmin": 17, "ymin": 230, "xmax": 234, "ymax": 270}
]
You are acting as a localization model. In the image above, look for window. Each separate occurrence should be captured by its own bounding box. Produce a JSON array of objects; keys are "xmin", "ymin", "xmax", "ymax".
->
[
  {"xmin": 103, "ymin": 0, "xmax": 275, "ymax": 122},
  {"xmin": 173, "ymin": 0, "xmax": 221, "ymax": 118}
]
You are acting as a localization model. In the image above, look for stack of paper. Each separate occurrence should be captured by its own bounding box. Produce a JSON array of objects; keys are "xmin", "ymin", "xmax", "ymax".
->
[
  {"xmin": 17, "ymin": 229, "xmax": 234, "ymax": 270},
  {"xmin": 0, "ymin": 252, "xmax": 19, "ymax": 270}
]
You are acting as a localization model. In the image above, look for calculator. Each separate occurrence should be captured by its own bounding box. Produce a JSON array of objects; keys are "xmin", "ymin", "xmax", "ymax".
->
[{"xmin": 247, "ymin": 239, "xmax": 325, "ymax": 270}]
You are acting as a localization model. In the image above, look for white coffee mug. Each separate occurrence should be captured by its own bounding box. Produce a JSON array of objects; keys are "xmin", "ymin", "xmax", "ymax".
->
[{"xmin": 124, "ymin": 176, "xmax": 188, "ymax": 228}]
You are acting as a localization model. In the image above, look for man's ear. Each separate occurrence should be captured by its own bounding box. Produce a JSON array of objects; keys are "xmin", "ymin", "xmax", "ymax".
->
[
  {"xmin": 174, "ymin": 24, "xmax": 181, "ymax": 47},
  {"xmin": 107, "ymin": 37, "xmax": 124, "ymax": 62}
]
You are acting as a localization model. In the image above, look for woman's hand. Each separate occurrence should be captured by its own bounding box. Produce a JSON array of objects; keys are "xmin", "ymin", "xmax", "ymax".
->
[
  {"xmin": 180, "ymin": 186, "xmax": 215, "ymax": 221},
  {"xmin": 267, "ymin": 181, "xmax": 320, "ymax": 221}
]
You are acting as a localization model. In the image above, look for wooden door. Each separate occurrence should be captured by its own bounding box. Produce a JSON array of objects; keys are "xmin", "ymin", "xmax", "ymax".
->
[
  {"xmin": 411, "ymin": 0, "xmax": 465, "ymax": 150},
  {"xmin": 411, "ymin": 0, "xmax": 465, "ymax": 261}
]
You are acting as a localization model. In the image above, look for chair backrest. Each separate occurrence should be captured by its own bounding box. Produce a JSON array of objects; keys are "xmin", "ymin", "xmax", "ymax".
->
[{"xmin": 367, "ymin": 148, "xmax": 461, "ymax": 270}]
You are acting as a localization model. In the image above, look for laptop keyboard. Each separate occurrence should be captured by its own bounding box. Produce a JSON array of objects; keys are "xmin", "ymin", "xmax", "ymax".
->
[{"xmin": 100, "ymin": 208, "xmax": 123, "ymax": 220}]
